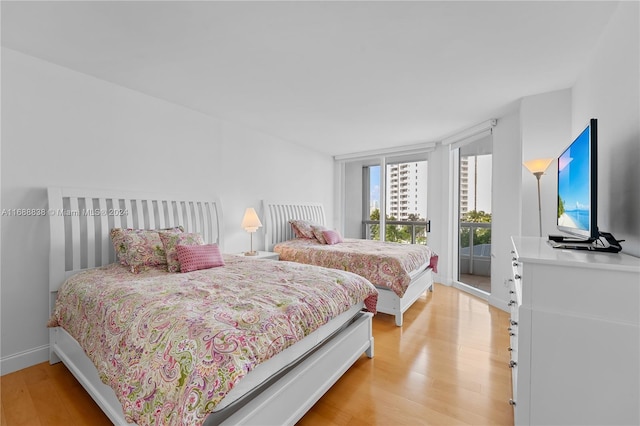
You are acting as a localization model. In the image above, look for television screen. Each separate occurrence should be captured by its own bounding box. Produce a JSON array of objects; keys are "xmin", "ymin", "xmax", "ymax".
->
[{"xmin": 557, "ymin": 119, "xmax": 597, "ymax": 240}]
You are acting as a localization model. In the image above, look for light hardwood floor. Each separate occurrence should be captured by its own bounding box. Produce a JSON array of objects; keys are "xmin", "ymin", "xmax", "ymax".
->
[{"xmin": 1, "ymin": 283, "xmax": 513, "ymax": 425}]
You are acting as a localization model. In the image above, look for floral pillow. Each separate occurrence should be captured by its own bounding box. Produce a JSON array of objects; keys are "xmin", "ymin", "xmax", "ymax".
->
[
  {"xmin": 122, "ymin": 232, "xmax": 167, "ymax": 273},
  {"xmin": 159, "ymin": 232, "xmax": 205, "ymax": 272},
  {"xmin": 289, "ymin": 219, "xmax": 316, "ymax": 239},
  {"xmin": 110, "ymin": 226, "xmax": 183, "ymax": 273},
  {"xmin": 176, "ymin": 244, "xmax": 225, "ymax": 273},
  {"xmin": 312, "ymin": 225, "xmax": 329, "ymax": 244},
  {"xmin": 323, "ymin": 229, "xmax": 344, "ymax": 245},
  {"xmin": 110, "ymin": 228, "xmax": 133, "ymax": 266}
]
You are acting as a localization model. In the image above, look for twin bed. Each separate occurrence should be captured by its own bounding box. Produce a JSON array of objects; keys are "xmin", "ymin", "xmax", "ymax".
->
[
  {"xmin": 263, "ymin": 201, "xmax": 438, "ymax": 327},
  {"xmin": 47, "ymin": 187, "xmax": 377, "ymax": 426}
]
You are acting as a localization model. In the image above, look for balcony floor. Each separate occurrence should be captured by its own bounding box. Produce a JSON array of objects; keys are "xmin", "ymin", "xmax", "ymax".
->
[{"xmin": 459, "ymin": 273, "xmax": 491, "ymax": 294}]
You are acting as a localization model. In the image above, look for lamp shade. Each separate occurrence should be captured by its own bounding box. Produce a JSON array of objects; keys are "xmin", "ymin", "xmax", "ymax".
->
[
  {"xmin": 523, "ymin": 158, "xmax": 554, "ymax": 175},
  {"xmin": 241, "ymin": 208, "xmax": 262, "ymax": 232}
]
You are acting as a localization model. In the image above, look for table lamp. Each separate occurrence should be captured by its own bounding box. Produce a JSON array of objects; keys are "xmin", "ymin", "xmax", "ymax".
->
[{"xmin": 241, "ymin": 207, "xmax": 262, "ymax": 256}]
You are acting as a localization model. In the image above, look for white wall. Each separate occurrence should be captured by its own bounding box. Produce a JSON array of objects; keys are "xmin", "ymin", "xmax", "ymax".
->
[
  {"xmin": 489, "ymin": 107, "xmax": 523, "ymax": 309},
  {"xmin": 520, "ymin": 89, "xmax": 572, "ymax": 238},
  {"xmin": 0, "ymin": 48, "xmax": 334, "ymax": 374},
  {"xmin": 572, "ymin": 1, "xmax": 639, "ymax": 257},
  {"xmin": 425, "ymin": 144, "xmax": 450, "ymax": 286},
  {"xmin": 342, "ymin": 160, "xmax": 365, "ymax": 238}
]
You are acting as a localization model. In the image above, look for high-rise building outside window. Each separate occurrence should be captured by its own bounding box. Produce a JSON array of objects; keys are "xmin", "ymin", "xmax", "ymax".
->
[{"xmin": 364, "ymin": 160, "xmax": 428, "ymax": 244}]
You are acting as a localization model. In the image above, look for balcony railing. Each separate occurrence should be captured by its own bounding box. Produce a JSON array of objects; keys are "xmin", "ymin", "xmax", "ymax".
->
[
  {"xmin": 362, "ymin": 220, "xmax": 431, "ymax": 245},
  {"xmin": 459, "ymin": 221, "xmax": 491, "ymax": 276}
]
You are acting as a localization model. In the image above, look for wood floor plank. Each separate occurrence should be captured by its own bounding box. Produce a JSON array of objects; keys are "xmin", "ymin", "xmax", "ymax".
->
[
  {"xmin": 0, "ymin": 370, "xmax": 42, "ymax": 426},
  {"xmin": 46, "ymin": 363, "xmax": 112, "ymax": 425},
  {"xmin": 1, "ymin": 283, "xmax": 514, "ymax": 426},
  {"xmin": 303, "ymin": 284, "xmax": 514, "ymax": 425},
  {"xmin": 1, "ymin": 403, "xmax": 7, "ymax": 426},
  {"xmin": 0, "ymin": 378, "xmax": 7, "ymax": 426},
  {"xmin": 297, "ymin": 398, "xmax": 354, "ymax": 426},
  {"xmin": 25, "ymin": 375, "xmax": 73, "ymax": 425}
]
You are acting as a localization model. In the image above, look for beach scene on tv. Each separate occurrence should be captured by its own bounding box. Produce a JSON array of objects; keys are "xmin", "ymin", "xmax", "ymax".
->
[{"xmin": 557, "ymin": 128, "xmax": 591, "ymax": 231}]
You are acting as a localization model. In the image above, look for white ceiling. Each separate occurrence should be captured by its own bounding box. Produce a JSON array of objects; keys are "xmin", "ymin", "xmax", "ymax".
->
[{"xmin": 1, "ymin": 1, "xmax": 618, "ymax": 156}]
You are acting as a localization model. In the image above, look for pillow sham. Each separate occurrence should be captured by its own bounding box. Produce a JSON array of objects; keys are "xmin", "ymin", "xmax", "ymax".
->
[
  {"xmin": 323, "ymin": 229, "xmax": 344, "ymax": 245},
  {"xmin": 110, "ymin": 228, "xmax": 133, "ymax": 265},
  {"xmin": 289, "ymin": 219, "xmax": 316, "ymax": 239},
  {"xmin": 159, "ymin": 232, "xmax": 205, "ymax": 272},
  {"xmin": 110, "ymin": 226, "xmax": 183, "ymax": 272},
  {"xmin": 312, "ymin": 225, "xmax": 328, "ymax": 244},
  {"xmin": 122, "ymin": 232, "xmax": 167, "ymax": 273},
  {"xmin": 176, "ymin": 243, "xmax": 225, "ymax": 272}
]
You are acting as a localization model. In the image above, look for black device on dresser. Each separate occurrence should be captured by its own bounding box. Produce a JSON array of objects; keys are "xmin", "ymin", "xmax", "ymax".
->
[{"xmin": 552, "ymin": 118, "xmax": 623, "ymax": 253}]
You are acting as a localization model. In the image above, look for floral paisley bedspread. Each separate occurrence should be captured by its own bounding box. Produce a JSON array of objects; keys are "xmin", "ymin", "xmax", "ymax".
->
[
  {"xmin": 274, "ymin": 238, "xmax": 438, "ymax": 298},
  {"xmin": 48, "ymin": 255, "xmax": 377, "ymax": 426}
]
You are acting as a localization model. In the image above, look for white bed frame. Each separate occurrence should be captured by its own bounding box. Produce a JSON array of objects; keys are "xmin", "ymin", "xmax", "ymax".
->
[
  {"xmin": 263, "ymin": 200, "xmax": 434, "ymax": 327},
  {"xmin": 48, "ymin": 187, "xmax": 373, "ymax": 425}
]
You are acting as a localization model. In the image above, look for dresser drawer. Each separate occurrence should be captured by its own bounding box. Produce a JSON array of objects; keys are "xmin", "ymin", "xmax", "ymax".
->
[
  {"xmin": 510, "ymin": 251, "xmax": 523, "ymax": 306},
  {"xmin": 508, "ymin": 321, "xmax": 518, "ymax": 361},
  {"xmin": 508, "ymin": 250, "xmax": 522, "ymax": 411},
  {"xmin": 508, "ymin": 281, "xmax": 520, "ymax": 319},
  {"xmin": 508, "ymin": 296, "xmax": 519, "ymax": 365}
]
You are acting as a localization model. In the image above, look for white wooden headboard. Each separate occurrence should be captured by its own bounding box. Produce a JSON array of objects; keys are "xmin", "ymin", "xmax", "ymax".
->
[
  {"xmin": 48, "ymin": 187, "xmax": 223, "ymax": 294},
  {"xmin": 262, "ymin": 201, "xmax": 325, "ymax": 251}
]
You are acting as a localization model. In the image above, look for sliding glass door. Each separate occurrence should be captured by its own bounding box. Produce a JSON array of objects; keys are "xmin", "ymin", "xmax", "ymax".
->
[{"xmin": 456, "ymin": 137, "xmax": 492, "ymax": 294}]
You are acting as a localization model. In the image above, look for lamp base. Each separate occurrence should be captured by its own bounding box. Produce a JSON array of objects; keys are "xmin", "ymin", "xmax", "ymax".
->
[{"xmin": 244, "ymin": 251, "xmax": 258, "ymax": 256}]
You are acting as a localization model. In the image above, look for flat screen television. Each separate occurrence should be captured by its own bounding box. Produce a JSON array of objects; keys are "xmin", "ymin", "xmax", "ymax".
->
[{"xmin": 556, "ymin": 118, "xmax": 598, "ymax": 241}]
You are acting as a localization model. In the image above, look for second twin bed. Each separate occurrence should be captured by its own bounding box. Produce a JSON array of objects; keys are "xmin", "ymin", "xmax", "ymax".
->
[{"xmin": 263, "ymin": 200, "xmax": 438, "ymax": 326}]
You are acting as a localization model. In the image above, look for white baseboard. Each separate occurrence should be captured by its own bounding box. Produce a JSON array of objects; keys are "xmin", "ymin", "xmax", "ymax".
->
[{"xmin": 1, "ymin": 344, "xmax": 49, "ymax": 375}]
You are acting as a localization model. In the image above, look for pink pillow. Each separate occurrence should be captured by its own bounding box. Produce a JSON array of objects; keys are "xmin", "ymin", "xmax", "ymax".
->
[
  {"xmin": 176, "ymin": 244, "xmax": 225, "ymax": 272},
  {"xmin": 323, "ymin": 229, "xmax": 343, "ymax": 245},
  {"xmin": 159, "ymin": 232, "xmax": 205, "ymax": 272}
]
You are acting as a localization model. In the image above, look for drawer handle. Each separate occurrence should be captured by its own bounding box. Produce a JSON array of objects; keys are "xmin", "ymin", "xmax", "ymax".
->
[
  {"xmin": 514, "ymin": 274, "xmax": 522, "ymax": 280},
  {"xmin": 507, "ymin": 347, "xmax": 513, "ymax": 351},
  {"xmin": 510, "ymin": 320, "xmax": 518, "ymax": 326},
  {"xmin": 508, "ymin": 300, "xmax": 516, "ymax": 306},
  {"xmin": 512, "ymin": 262, "xmax": 518, "ymax": 267},
  {"xmin": 509, "ymin": 360, "xmax": 517, "ymax": 368},
  {"xmin": 509, "ymin": 399, "xmax": 517, "ymax": 406},
  {"xmin": 509, "ymin": 332, "xmax": 516, "ymax": 336}
]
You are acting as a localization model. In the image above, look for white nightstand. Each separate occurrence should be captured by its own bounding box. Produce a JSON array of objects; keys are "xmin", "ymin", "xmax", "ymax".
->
[{"xmin": 233, "ymin": 251, "xmax": 280, "ymax": 260}]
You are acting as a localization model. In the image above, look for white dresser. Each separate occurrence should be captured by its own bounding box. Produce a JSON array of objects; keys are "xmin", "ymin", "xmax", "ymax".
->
[{"xmin": 509, "ymin": 236, "xmax": 640, "ymax": 426}]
